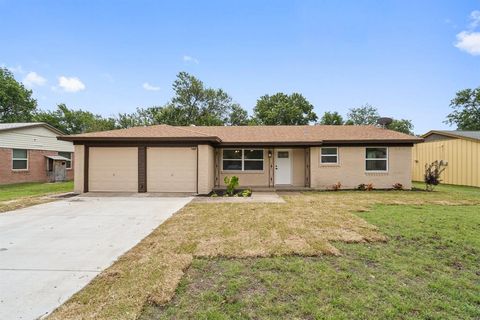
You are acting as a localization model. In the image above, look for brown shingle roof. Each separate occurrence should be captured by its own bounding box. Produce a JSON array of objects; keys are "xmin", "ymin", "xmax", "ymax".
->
[{"xmin": 59, "ymin": 124, "xmax": 422, "ymax": 145}]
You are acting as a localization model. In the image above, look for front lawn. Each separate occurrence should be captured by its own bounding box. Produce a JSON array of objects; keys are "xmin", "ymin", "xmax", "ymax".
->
[
  {"xmin": 142, "ymin": 204, "xmax": 480, "ymax": 319},
  {"xmin": 0, "ymin": 181, "xmax": 73, "ymax": 212},
  {"xmin": 49, "ymin": 184, "xmax": 480, "ymax": 320}
]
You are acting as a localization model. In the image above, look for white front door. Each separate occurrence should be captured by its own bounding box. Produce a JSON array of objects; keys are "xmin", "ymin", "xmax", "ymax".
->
[{"xmin": 275, "ymin": 149, "xmax": 292, "ymax": 185}]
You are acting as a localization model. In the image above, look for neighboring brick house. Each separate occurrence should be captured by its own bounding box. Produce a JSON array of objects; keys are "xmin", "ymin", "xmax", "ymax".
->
[{"xmin": 0, "ymin": 123, "xmax": 74, "ymax": 185}]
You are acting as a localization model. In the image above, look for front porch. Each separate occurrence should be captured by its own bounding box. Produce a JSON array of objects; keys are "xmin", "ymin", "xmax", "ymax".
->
[{"xmin": 213, "ymin": 147, "xmax": 312, "ymax": 190}]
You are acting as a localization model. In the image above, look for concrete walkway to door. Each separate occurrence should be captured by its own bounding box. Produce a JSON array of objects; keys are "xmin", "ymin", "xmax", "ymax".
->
[{"xmin": 0, "ymin": 195, "xmax": 192, "ymax": 320}]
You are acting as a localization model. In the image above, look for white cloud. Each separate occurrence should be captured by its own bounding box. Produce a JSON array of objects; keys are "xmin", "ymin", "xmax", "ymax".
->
[
  {"xmin": 142, "ymin": 82, "xmax": 160, "ymax": 91},
  {"xmin": 469, "ymin": 10, "xmax": 480, "ymax": 28},
  {"xmin": 183, "ymin": 55, "xmax": 199, "ymax": 64},
  {"xmin": 455, "ymin": 10, "xmax": 480, "ymax": 55},
  {"xmin": 455, "ymin": 31, "xmax": 480, "ymax": 55},
  {"xmin": 58, "ymin": 76, "xmax": 86, "ymax": 92},
  {"xmin": 23, "ymin": 72, "xmax": 47, "ymax": 87}
]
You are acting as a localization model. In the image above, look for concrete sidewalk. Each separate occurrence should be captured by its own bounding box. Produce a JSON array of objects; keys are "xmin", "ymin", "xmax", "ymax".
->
[{"xmin": 0, "ymin": 196, "xmax": 192, "ymax": 320}]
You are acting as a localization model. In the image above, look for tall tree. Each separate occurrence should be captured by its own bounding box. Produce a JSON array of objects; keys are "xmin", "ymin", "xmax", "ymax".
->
[
  {"xmin": 34, "ymin": 104, "xmax": 116, "ymax": 134},
  {"xmin": 228, "ymin": 104, "xmax": 250, "ymax": 125},
  {"xmin": 253, "ymin": 92, "xmax": 317, "ymax": 125},
  {"xmin": 346, "ymin": 104, "xmax": 380, "ymax": 125},
  {"xmin": 0, "ymin": 67, "xmax": 37, "ymax": 122},
  {"xmin": 445, "ymin": 87, "xmax": 480, "ymax": 130},
  {"xmin": 386, "ymin": 119, "xmax": 414, "ymax": 135},
  {"xmin": 319, "ymin": 111, "xmax": 344, "ymax": 125},
  {"xmin": 162, "ymin": 71, "xmax": 244, "ymax": 126}
]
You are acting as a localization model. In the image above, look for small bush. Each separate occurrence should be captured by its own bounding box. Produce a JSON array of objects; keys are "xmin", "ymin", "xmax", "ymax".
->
[
  {"xmin": 224, "ymin": 176, "xmax": 239, "ymax": 196},
  {"xmin": 241, "ymin": 189, "xmax": 252, "ymax": 197},
  {"xmin": 331, "ymin": 182, "xmax": 342, "ymax": 191},
  {"xmin": 393, "ymin": 183, "xmax": 403, "ymax": 190},
  {"xmin": 424, "ymin": 160, "xmax": 447, "ymax": 191},
  {"xmin": 357, "ymin": 183, "xmax": 367, "ymax": 191},
  {"xmin": 366, "ymin": 183, "xmax": 374, "ymax": 191}
]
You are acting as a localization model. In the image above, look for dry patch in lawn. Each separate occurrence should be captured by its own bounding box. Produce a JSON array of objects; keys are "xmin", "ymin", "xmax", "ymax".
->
[{"xmin": 48, "ymin": 189, "xmax": 480, "ymax": 320}]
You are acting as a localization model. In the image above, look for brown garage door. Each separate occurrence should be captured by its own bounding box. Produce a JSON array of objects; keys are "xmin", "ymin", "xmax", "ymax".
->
[
  {"xmin": 89, "ymin": 147, "xmax": 138, "ymax": 192},
  {"xmin": 147, "ymin": 147, "xmax": 197, "ymax": 192}
]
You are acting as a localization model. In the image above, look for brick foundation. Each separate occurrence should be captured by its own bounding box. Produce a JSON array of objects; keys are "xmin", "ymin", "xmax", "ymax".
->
[{"xmin": 0, "ymin": 148, "xmax": 74, "ymax": 185}]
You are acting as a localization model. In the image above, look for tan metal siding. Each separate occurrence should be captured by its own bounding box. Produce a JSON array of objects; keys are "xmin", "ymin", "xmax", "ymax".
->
[
  {"xmin": 147, "ymin": 147, "xmax": 197, "ymax": 192},
  {"xmin": 0, "ymin": 126, "xmax": 74, "ymax": 152},
  {"xmin": 89, "ymin": 147, "xmax": 138, "ymax": 192},
  {"xmin": 412, "ymin": 139, "xmax": 480, "ymax": 187},
  {"xmin": 292, "ymin": 148, "xmax": 306, "ymax": 187}
]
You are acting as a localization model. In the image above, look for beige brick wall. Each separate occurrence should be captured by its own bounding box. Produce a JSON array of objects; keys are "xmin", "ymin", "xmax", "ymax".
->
[
  {"xmin": 73, "ymin": 145, "xmax": 84, "ymax": 193},
  {"xmin": 310, "ymin": 146, "xmax": 412, "ymax": 190},
  {"xmin": 197, "ymin": 144, "xmax": 215, "ymax": 194}
]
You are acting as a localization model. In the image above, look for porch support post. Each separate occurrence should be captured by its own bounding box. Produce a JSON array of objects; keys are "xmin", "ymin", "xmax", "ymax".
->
[
  {"xmin": 269, "ymin": 148, "xmax": 274, "ymax": 187},
  {"xmin": 305, "ymin": 147, "xmax": 310, "ymax": 187},
  {"xmin": 214, "ymin": 148, "xmax": 220, "ymax": 187}
]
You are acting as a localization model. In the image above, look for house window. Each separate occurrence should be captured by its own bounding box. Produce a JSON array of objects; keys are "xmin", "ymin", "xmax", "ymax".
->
[
  {"xmin": 222, "ymin": 149, "xmax": 264, "ymax": 171},
  {"xmin": 321, "ymin": 147, "xmax": 338, "ymax": 164},
  {"xmin": 58, "ymin": 152, "xmax": 72, "ymax": 169},
  {"xmin": 12, "ymin": 149, "xmax": 28, "ymax": 170},
  {"xmin": 365, "ymin": 147, "xmax": 388, "ymax": 171}
]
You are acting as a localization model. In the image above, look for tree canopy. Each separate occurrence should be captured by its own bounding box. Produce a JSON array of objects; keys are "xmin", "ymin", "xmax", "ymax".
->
[
  {"xmin": 319, "ymin": 111, "xmax": 344, "ymax": 125},
  {"xmin": 253, "ymin": 92, "xmax": 317, "ymax": 125},
  {"xmin": 0, "ymin": 68, "xmax": 37, "ymax": 123},
  {"xmin": 445, "ymin": 87, "xmax": 480, "ymax": 130},
  {"xmin": 34, "ymin": 104, "xmax": 116, "ymax": 134},
  {"xmin": 345, "ymin": 104, "xmax": 380, "ymax": 125}
]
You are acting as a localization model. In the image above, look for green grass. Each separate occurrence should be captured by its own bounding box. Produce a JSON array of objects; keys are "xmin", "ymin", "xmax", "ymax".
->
[
  {"xmin": 0, "ymin": 181, "xmax": 73, "ymax": 202},
  {"xmin": 141, "ymin": 196, "xmax": 480, "ymax": 319}
]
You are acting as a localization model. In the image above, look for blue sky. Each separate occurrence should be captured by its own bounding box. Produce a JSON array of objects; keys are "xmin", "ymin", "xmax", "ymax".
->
[{"xmin": 1, "ymin": 0, "xmax": 479, "ymax": 134}]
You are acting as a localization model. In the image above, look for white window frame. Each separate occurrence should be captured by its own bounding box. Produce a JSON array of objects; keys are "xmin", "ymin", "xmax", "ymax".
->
[
  {"xmin": 12, "ymin": 149, "xmax": 28, "ymax": 171},
  {"xmin": 320, "ymin": 147, "xmax": 339, "ymax": 164},
  {"xmin": 365, "ymin": 147, "xmax": 388, "ymax": 172},
  {"xmin": 222, "ymin": 148, "xmax": 264, "ymax": 172},
  {"xmin": 58, "ymin": 152, "xmax": 72, "ymax": 169}
]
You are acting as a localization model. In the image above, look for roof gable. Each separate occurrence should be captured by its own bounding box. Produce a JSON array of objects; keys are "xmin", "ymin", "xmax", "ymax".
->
[
  {"xmin": 422, "ymin": 130, "xmax": 480, "ymax": 142},
  {"xmin": 0, "ymin": 122, "xmax": 65, "ymax": 135}
]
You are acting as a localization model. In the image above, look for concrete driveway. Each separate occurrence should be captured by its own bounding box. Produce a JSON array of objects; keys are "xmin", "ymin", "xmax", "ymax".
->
[{"xmin": 0, "ymin": 195, "xmax": 192, "ymax": 320}]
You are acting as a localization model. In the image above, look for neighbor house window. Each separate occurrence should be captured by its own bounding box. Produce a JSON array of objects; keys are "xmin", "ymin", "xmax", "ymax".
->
[
  {"xmin": 222, "ymin": 149, "xmax": 264, "ymax": 171},
  {"xmin": 58, "ymin": 152, "xmax": 72, "ymax": 169},
  {"xmin": 365, "ymin": 147, "xmax": 388, "ymax": 171},
  {"xmin": 321, "ymin": 147, "xmax": 338, "ymax": 164},
  {"xmin": 12, "ymin": 149, "xmax": 28, "ymax": 170}
]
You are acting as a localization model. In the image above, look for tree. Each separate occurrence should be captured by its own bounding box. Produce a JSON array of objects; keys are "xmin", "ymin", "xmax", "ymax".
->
[
  {"xmin": 386, "ymin": 119, "xmax": 414, "ymax": 135},
  {"xmin": 34, "ymin": 104, "xmax": 116, "ymax": 134},
  {"xmin": 319, "ymin": 111, "xmax": 344, "ymax": 125},
  {"xmin": 0, "ymin": 67, "xmax": 37, "ymax": 123},
  {"xmin": 163, "ymin": 71, "xmax": 243, "ymax": 126},
  {"xmin": 228, "ymin": 104, "xmax": 249, "ymax": 125},
  {"xmin": 346, "ymin": 104, "xmax": 380, "ymax": 125},
  {"xmin": 445, "ymin": 87, "xmax": 480, "ymax": 130},
  {"xmin": 253, "ymin": 92, "xmax": 317, "ymax": 125}
]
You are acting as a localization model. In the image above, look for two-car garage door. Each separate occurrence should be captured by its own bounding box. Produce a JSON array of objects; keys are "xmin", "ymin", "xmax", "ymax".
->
[{"xmin": 88, "ymin": 147, "xmax": 197, "ymax": 193}]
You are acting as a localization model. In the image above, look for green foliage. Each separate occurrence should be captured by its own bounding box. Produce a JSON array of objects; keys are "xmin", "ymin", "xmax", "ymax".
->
[
  {"xmin": 346, "ymin": 103, "xmax": 380, "ymax": 125},
  {"xmin": 228, "ymin": 104, "xmax": 250, "ymax": 125},
  {"xmin": 346, "ymin": 104, "xmax": 415, "ymax": 134},
  {"xmin": 34, "ymin": 103, "xmax": 116, "ymax": 134},
  {"xmin": 445, "ymin": 87, "xmax": 480, "ymax": 130},
  {"xmin": 241, "ymin": 189, "xmax": 252, "ymax": 197},
  {"xmin": 253, "ymin": 92, "xmax": 317, "ymax": 125},
  {"xmin": 0, "ymin": 67, "xmax": 37, "ymax": 122},
  {"xmin": 223, "ymin": 176, "xmax": 239, "ymax": 196},
  {"xmin": 319, "ymin": 111, "xmax": 344, "ymax": 125},
  {"xmin": 386, "ymin": 119, "xmax": 414, "ymax": 135},
  {"xmin": 424, "ymin": 160, "xmax": 447, "ymax": 191}
]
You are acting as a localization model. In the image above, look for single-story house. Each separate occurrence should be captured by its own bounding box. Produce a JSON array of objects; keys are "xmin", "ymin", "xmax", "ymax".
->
[
  {"xmin": 59, "ymin": 124, "xmax": 422, "ymax": 194},
  {"xmin": 412, "ymin": 130, "xmax": 480, "ymax": 187},
  {"xmin": 0, "ymin": 123, "xmax": 74, "ymax": 185}
]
